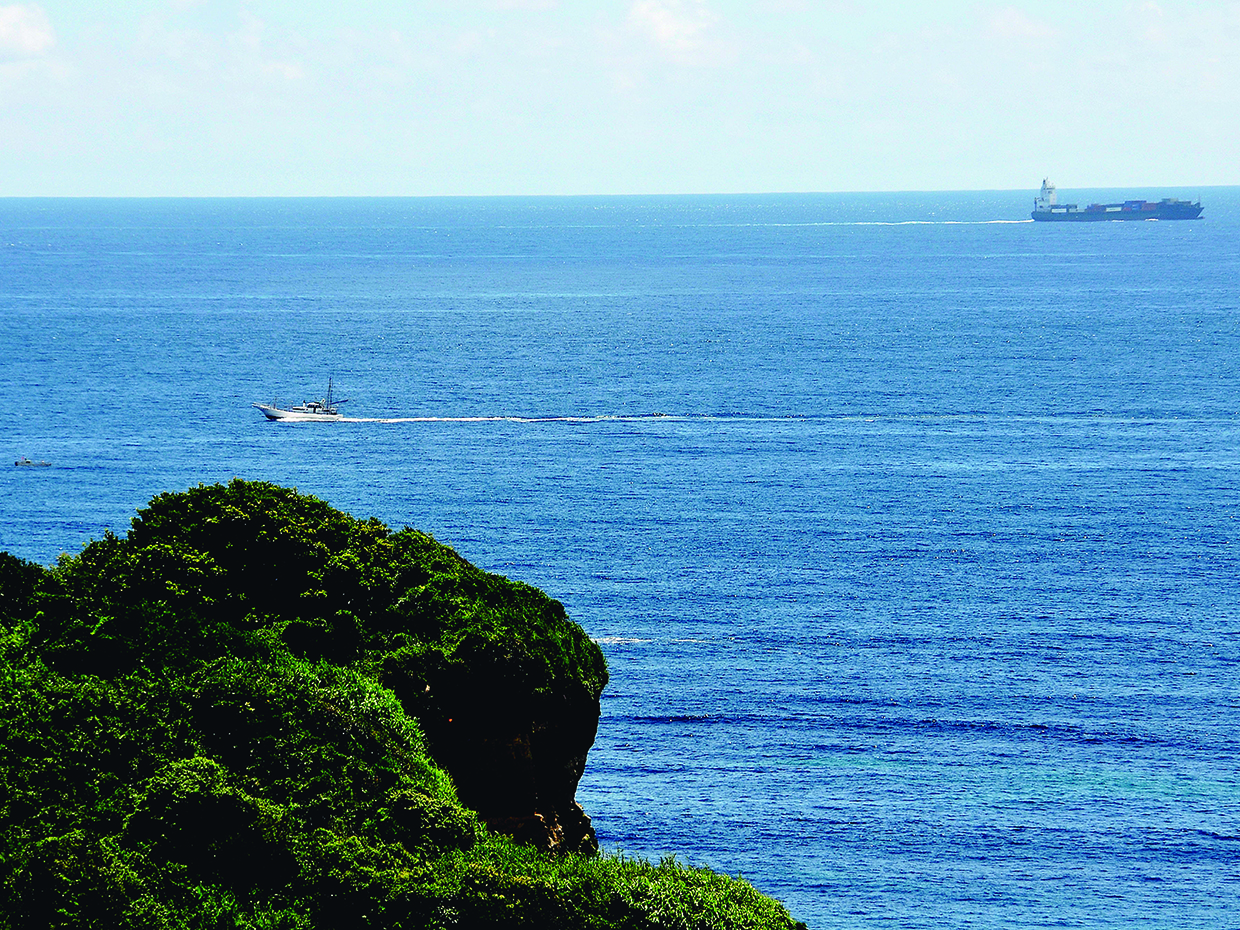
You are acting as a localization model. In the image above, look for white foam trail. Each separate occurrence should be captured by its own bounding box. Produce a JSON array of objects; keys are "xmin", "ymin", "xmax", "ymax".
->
[
  {"xmin": 848, "ymin": 219, "xmax": 1034, "ymax": 226},
  {"xmin": 328, "ymin": 414, "xmax": 694, "ymax": 424}
]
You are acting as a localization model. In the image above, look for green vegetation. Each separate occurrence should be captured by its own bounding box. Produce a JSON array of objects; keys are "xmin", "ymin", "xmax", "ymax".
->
[{"xmin": 0, "ymin": 481, "xmax": 803, "ymax": 929}]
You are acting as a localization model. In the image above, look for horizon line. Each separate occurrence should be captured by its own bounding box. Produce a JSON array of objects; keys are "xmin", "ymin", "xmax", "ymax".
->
[{"xmin": 0, "ymin": 185, "xmax": 1230, "ymax": 201}]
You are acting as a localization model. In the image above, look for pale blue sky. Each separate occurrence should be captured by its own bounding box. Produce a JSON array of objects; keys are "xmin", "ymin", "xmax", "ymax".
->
[{"xmin": 2, "ymin": 1, "xmax": 1237, "ymax": 195}]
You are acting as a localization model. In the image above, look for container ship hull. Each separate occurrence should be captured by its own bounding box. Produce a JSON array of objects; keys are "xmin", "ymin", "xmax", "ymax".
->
[{"xmin": 1030, "ymin": 180, "xmax": 1202, "ymax": 221}]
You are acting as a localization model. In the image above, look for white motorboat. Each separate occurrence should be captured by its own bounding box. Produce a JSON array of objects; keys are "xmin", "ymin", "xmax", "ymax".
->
[{"xmin": 254, "ymin": 378, "xmax": 350, "ymax": 421}]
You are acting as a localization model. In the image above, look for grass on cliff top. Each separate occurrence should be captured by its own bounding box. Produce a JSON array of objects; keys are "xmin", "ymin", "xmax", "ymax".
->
[{"xmin": 0, "ymin": 480, "xmax": 805, "ymax": 929}]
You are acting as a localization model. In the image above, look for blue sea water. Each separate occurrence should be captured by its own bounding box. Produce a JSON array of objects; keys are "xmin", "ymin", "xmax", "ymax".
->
[{"xmin": 3, "ymin": 190, "xmax": 1239, "ymax": 928}]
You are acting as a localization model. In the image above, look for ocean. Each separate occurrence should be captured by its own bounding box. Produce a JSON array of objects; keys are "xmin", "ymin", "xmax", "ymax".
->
[{"xmin": 2, "ymin": 190, "xmax": 1238, "ymax": 928}]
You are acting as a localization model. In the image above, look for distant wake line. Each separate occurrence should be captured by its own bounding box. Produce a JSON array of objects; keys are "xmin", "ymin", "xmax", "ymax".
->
[
  {"xmin": 280, "ymin": 414, "xmax": 702, "ymax": 424},
  {"xmin": 487, "ymin": 219, "xmax": 1034, "ymax": 229},
  {"xmin": 511, "ymin": 219, "xmax": 1035, "ymax": 230},
  {"xmin": 267, "ymin": 413, "xmax": 841, "ymax": 425},
  {"xmin": 716, "ymin": 219, "xmax": 1033, "ymax": 227},
  {"xmin": 849, "ymin": 219, "xmax": 1033, "ymax": 226},
  {"xmin": 267, "ymin": 410, "xmax": 1198, "ymax": 425}
]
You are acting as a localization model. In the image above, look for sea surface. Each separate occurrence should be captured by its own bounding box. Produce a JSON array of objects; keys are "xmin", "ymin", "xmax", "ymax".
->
[{"xmin": 3, "ymin": 190, "xmax": 1239, "ymax": 928}]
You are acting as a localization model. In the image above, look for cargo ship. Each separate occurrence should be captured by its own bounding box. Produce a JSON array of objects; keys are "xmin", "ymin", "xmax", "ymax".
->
[{"xmin": 1031, "ymin": 179, "xmax": 1202, "ymax": 221}]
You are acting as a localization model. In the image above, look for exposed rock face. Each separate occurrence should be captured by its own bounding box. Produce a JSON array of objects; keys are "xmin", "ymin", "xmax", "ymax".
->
[{"xmin": 385, "ymin": 665, "xmax": 601, "ymax": 853}]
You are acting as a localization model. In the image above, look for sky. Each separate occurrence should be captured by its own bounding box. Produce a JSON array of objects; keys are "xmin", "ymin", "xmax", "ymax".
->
[{"xmin": 1, "ymin": 1, "xmax": 1238, "ymax": 196}]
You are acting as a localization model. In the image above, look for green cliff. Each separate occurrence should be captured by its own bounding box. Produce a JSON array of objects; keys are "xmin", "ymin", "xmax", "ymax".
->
[{"xmin": 0, "ymin": 480, "xmax": 803, "ymax": 929}]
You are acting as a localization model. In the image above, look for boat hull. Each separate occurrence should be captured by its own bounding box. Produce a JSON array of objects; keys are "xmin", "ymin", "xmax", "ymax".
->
[
  {"xmin": 1032, "ymin": 202, "xmax": 1203, "ymax": 221},
  {"xmin": 253, "ymin": 404, "xmax": 343, "ymax": 422}
]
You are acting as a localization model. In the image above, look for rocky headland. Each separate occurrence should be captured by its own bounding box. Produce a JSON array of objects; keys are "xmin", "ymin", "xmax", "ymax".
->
[{"xmin": 0, "ymin": 480, "xmax": 803, "ymax": 928}]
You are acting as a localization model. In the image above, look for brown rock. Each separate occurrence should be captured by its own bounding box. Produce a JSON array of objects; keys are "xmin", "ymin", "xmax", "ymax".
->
[{"xmin": 384, "ymin": 667, "xmax": 601, "ymax": 854}]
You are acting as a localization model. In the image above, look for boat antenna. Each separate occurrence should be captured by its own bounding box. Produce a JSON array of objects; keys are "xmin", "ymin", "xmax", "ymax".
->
[{"xmin": 324, "ymin": 375, "xmax": 349, "ymax": 410}]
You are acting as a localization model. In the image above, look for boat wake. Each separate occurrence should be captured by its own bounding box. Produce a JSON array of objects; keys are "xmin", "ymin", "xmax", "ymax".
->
[
  {"xmin": 850, "ymin": 219, "xmax": 1034, "ymax": 226},
  {"xmin": 317, "ymin": 414, "xmax": 692, "ymax": 424}
]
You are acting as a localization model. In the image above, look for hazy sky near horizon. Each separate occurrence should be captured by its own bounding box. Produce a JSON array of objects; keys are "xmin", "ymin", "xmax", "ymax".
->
[{"xmin": 2, "ymin": 1, "xmax": 1238, "ymax": 196}]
